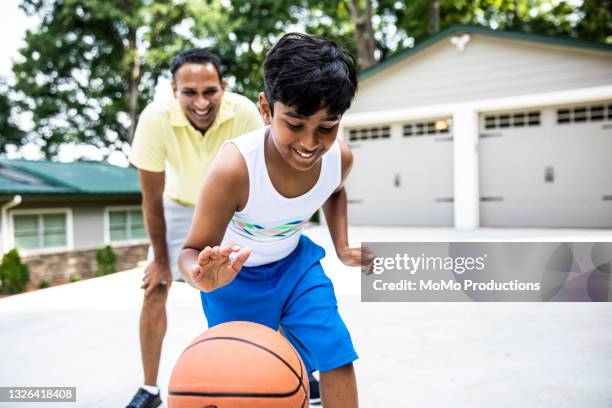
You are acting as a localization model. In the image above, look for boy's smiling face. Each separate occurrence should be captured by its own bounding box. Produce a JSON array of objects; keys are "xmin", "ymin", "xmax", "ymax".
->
[{"xmin": 259, "ymin": 93, "xmax": 341, "ymax": 172}]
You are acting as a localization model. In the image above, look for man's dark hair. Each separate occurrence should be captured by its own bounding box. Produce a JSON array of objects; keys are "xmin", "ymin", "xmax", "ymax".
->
[
  {"xmin": 264, "ymin": 33, "xmax": 358, "ymax": 117},
  {"xmin": 170, "ymin": 48, "xmax": 223, "ymax": 83}
]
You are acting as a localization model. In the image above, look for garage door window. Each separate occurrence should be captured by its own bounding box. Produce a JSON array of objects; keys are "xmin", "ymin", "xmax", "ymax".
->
[
  {"xmin": 556, "ymin": 104, "xmax": 610, "ymax": 124},
  {"xmin": 484, "ymin": 111, "xmax": 540, "ymax": 129},
  {"xmin": 348, "ymin": 126, "xmax": 390, "ymax": 141},
  {"xmin": 403, "ymin": 119, "xmax": 451, "ymax": 137}
]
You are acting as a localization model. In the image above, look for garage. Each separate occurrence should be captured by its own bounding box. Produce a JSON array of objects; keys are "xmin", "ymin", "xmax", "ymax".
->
[
  {"xmin": 479, "ymin": 101, "xmax": 612, "ymax": 227},
  {"xmin": 345, "ymin": 117, "xmax": 454, "ymax": 226},
  {"xmin": 341, "ymin": 25, "xmax": 612, "ymax": 228}
]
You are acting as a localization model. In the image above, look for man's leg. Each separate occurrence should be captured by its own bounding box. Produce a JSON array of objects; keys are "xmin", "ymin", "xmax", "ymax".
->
[
  {"xmin": 140, "ymin": 285, "xmax": 169, "ymax": 386},
  {"xmin": 319, "ymin": 363, "xmax": 358, "ymax": 408}
]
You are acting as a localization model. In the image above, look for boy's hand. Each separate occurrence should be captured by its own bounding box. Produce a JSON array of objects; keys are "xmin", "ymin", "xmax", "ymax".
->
[
  {"xmin": 190, "ymin": 245, "xmax": 251, "ymax": 292},
  {"xmin": 337, "ymin": 246, "xmax": 374, "ymax": 274}
]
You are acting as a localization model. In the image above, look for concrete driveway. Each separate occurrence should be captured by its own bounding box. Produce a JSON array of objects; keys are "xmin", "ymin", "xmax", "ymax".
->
[{"xmin": 1, "ymin": 226, "xmax": 611, "ymax": 407}]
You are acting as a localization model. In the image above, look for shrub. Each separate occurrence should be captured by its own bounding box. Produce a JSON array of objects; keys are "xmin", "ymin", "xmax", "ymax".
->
[
  {"xmin": 69, "ymin": 274, "xmax": 81, "ymax": 282},
  {"xmin": 0, "ymin": 248, "xmax": 31, "ymax": 294},
  {"xmin": 39, "ymin": 279, "xmax": 50, "ymax": 289},
  {"xmin": 95, "ymin": 245, "xmax": 117, "ymax": 276}
]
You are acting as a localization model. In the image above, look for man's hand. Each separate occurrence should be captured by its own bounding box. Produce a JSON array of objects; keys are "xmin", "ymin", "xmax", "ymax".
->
[
  {"xmin": 141, "ymin": 260, "xmax": 173, "ymax": 297},
  {"xmin": 191, "ymin": 245, "xmax": 251, "ymax": 292},
  {"xmin": 337, "ymin": 246, "xmax": 375, "ymax": 274}
]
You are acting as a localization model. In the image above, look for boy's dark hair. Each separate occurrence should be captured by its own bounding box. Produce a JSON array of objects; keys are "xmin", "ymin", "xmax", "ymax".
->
[
  {"xmin": 170, "ymin": 48, "xmax": 223, "ymax": 83},
  {"xmin": 264, "ymin": 33, "xmax": 358, "ymax": 117}
]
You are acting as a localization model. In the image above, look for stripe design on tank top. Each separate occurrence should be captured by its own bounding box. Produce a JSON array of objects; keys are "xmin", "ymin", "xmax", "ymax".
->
[{"xmin": 229, "ymin": 214, "xmax": 311, "ymax": 239}]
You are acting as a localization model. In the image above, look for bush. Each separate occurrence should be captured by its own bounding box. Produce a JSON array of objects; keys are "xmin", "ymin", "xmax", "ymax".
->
[
  {"xmin": 69, "ymin": 274, "xmax": 81, "ymax": 282},
  {"xmin": 95, "ymin": 245, "xmax": 117, "ymax": 277},
  {"xmin": 0, "ymin": 248, "xmax": 31, "ymax": 294},
  {"xmin": 39, "ymin": 279, "xmax": 50, "ymax": 289}
]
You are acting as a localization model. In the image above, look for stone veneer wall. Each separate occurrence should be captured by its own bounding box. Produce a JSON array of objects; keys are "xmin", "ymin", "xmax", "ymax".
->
[{"xmin": 24, "ymin": 244, "xmax": 148, "ymax": 285}]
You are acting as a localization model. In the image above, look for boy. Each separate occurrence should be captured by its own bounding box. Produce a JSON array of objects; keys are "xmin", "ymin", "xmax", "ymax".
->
[{"xmin": 179, "ymin": 33, "xmax": 363, "ymax": 407}]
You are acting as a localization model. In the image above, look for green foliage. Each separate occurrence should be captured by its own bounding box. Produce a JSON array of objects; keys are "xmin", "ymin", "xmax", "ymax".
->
[
  {"xmin": 575, "ymin": 0, "xmax": 612, "ymax": 44},
  {"xmin": 39, "ymin": 278, "xmax": 50, "ymax": 289},
  {"xmin": 0, "ymin": 78, "xmax": 26, "ymax": 155},
  {"xmin": 13, "ymin": 0, "xmax": 192, "ymax": 159},
  {"xmin": 0, "ymin": 248, "xmax": 31, "ymax": 294},
  {"xmin": 189, "ymin": 0, "xmax": 358, "ymax": 101},
  {"xmin": 376, "ymin": 0, "xmax": 586, "ymax": 59},
  {"xmin": 69, "ymin": 274, "xmax": 82, "ymax": 282},
  {"xmin": 95, "ymin": 245, "xmax": 117, "ymax": 276},
  {"xmin": 6, "ymin": 0, "xmax": 610, "ymax": 159}
]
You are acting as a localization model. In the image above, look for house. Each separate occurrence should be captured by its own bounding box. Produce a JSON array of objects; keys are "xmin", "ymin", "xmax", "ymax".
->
[
  {"xmin": 0, "ymin": 159, "xmax": 147, "ymax": 285},
  {"xmin": 342, "ymin": 25, "xmax": 612, "ymax": 228}
]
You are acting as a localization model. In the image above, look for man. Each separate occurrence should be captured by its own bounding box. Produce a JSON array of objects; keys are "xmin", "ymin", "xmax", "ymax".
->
[{"xmin": 126, "ymin": 49, "xmax": 263, "ymax": 408}]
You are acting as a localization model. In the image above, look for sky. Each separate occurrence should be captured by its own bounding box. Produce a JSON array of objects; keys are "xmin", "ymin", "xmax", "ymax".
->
[
  {"xmin": 0, "ymin": 0, "xmax": 38, "ymax": 79},
  {"xmin": 0, "ymin": 1, "xmax": 140, "ymax": 166}
]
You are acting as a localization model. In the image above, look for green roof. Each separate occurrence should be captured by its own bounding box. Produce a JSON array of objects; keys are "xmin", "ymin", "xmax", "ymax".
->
[
  {"xmin": 359, "ymin": 24, "xmax": 612, "ymax": 82},
  {"xmin": 0, "ymin": 159, "xmax": 141, "ymax": 195}
]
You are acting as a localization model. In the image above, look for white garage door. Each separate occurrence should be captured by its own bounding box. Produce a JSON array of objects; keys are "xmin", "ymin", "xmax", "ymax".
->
[
  {"xmin": 479, "ymin": 101, "xmax": 612, "ymax": 227},
  {"xmin": 345, "ymin": 118, "xmax": 454, "ymax": 226}
]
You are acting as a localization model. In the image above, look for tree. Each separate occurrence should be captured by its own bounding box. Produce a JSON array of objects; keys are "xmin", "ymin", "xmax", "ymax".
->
[
  {"xmin": 575, "ymin": 0, "xmax": 612, "ymax": 44},
  {"xmin": 429, "ymin": 0, "xmax": 440, "ymax": 34},
  {"xmin": 376, "ymin": 0, "xmax": 587, "ymax": 59},
  {"xmin": 13, "ymin": 0, "xmax": 190, "ymax": 159},
  {"xmin": 0, "ymin": 79, "xmax": 26, "ymax": 154},
  {"xmin": 189, "ymin": 0, "xmax": 360, "ymax": 101},
  {"xmin": 347, "ymin": 0, "xmax": 377, "ymax": 69}
]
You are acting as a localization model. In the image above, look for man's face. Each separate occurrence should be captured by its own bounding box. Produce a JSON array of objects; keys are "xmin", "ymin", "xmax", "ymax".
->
[
  {"xmin": 260, "ymin": 93, "xmax": 340, "ymax": 172},
  {"xmin": 172, "ymin": 62, "xmax": 225, "ymax": 133}
]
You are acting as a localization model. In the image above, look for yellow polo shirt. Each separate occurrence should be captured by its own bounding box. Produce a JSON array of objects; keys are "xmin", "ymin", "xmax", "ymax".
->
[{"xmin": 129, "ymin": 92, "xmax": 263, "ymax": 206}]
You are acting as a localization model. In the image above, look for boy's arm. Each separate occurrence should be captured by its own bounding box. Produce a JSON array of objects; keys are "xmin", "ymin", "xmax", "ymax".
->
[
  {"xmin": 321, "ymin": 142, "xmax": 361, "ymax": 267},
  {"xmin": 179, "ymin": 144, "xmax": 251, "ymax": 291}
]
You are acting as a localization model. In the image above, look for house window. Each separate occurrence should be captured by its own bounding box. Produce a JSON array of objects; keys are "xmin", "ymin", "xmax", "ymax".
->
[
  {"xmin": 109, "ymin": 209, "xmax": 146, "ymax": 242},
  {"xmin": 13, "ymin": 213, "xmax": 67, "ymax": 250}
]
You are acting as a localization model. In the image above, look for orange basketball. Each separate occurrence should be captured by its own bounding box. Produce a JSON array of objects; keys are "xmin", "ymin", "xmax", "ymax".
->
[{"xmin": 168, "ymin": 321, "xmax": 309, "ymax": 407}]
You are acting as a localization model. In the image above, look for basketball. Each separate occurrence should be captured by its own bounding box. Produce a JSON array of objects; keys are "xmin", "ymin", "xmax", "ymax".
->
[{"xmin": 168, "ymin": 321, "xmax": 309, "ymax": 407}]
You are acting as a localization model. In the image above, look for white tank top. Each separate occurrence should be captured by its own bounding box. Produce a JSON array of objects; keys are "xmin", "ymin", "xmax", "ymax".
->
[{"xmin": 221, "ymin": 126, "xmax": 342, "ymax": 266}]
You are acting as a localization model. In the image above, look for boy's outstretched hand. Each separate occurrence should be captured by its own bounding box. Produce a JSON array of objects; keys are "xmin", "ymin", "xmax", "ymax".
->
[
  {"xmin": 337, "ymin": 246, "xmax": 374, "ymax": 274},
  {"xmin": 190, "ymin": 245, "xmax": 251, "ymax": 292}
]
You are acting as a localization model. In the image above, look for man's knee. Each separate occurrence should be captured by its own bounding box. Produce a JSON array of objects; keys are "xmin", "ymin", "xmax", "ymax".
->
[{"xmin": 142, "ymin": 286, "xmax": 169, "ymax": 310}]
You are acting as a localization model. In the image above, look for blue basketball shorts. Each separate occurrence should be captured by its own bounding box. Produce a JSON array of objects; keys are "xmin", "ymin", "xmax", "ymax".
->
[{"xmin": 199, "ymin": 235, "xmax": 358, "ymax": 374}]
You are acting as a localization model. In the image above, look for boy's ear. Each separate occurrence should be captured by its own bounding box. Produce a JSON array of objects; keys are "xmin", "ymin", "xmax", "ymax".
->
[
  {"xmin": 259, "ymin": 92, "xmax": 272, "ymax": 125},
  {"xmin": 171, "ymin": 81, "xmax": 177, "ymax": 97},
  {"xmin": 221, "ymin": 79, "xmax": 228, "ymax": 90}
]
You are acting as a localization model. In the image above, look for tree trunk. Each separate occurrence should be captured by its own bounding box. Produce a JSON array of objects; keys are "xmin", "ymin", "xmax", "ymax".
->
[
  {"xmin": 348, "ymin": 0, "xmax": 377, "ymax": 70},
  {"xmin": 429, "ymin": 0, "xmax": 440, "ymax": 34},
  {"xmin": 127, "ymin": 26, "xmax": 140, "ymax": 143}
]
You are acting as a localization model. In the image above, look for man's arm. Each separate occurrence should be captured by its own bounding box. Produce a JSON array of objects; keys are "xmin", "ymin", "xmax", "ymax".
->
[
  {"xmin": 139, "ymin": 169, "xmax": 172, "ymax": 296},
  {"xmin": 179, "ymin": 143, "xmax": 251, "ymax": 291}
]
